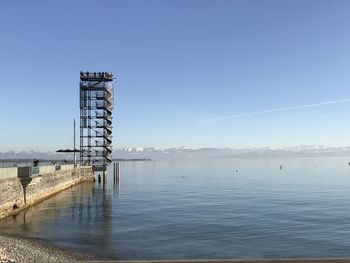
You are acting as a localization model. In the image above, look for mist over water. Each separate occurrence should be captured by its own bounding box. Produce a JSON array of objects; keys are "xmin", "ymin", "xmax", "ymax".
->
[{"xmin": 2, "ymin": 158, "xmax": 350, "ymax": 259}]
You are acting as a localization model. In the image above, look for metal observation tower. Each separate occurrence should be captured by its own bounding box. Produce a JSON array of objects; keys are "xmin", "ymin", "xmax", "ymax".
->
[{"xmin": 79, "ymin": 71, "xmax": 114, "ymax": 171}]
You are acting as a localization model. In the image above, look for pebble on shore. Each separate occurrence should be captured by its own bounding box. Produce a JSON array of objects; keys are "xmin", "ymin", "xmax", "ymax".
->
[{"xmin": 0, "ymin": 233, "xmax": 93, "ymax": 263}]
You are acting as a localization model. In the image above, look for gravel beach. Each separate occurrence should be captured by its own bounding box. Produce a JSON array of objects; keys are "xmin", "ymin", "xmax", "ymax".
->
[{"xmin": 0, "ymin": 233, "xmax": 94, "ymax": 262}]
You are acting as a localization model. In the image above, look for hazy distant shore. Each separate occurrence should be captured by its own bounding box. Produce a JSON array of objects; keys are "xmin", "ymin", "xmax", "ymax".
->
[
  {"xmin": 0, "ymin": 233, "xmax": 94, "ymax": 262},
  {"xmin": 113, "ymin": 158, "xmax": 152, "ymax": 161}
]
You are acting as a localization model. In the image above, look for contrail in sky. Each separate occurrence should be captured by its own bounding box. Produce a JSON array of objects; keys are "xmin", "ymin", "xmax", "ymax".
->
[{"xmin": 196, "ymin": 98, "xmax": 350, "ymax": 125}]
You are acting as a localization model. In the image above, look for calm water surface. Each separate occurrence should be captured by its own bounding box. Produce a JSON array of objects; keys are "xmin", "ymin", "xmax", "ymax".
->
[{"xmin": 1, "ymin": 158, "xmax": 350, "ymax": 259}]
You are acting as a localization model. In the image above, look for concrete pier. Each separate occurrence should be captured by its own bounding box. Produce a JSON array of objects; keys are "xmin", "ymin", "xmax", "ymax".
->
[{"xmin": 0, "ymin": 165, "xmax": 95, "ymax": 219}]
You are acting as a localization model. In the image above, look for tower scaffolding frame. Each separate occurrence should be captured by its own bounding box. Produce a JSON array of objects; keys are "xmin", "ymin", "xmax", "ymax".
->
[{"xmin": 80, "ymin": 71, "xmax": 114, "ymax": 171}]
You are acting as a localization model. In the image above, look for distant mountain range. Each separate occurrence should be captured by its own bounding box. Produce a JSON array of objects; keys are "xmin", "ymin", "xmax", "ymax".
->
[
  {"xmin": 2, "ymin": 145, "xmax": 350, "ymax": 160},
  {"xmin": 114, "ymin": 145, "xmax": 350, "ymax": 159}
]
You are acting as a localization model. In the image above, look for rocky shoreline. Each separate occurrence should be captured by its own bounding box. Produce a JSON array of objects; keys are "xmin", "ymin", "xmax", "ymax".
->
[{"xmin": 0, "ymin": 233, "xmax": 94, "ymax": 262}]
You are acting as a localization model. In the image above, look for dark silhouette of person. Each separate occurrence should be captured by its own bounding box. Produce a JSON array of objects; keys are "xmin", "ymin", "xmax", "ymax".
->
[{"xmin": 33, "ymin": 159, "xmax": 39, "ymax": 167}]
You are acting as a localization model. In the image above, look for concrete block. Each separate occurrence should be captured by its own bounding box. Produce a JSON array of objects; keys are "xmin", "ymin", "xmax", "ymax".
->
[{"xmin": 17, "ymin": 167, "xmax": 31, "ymax": 178}]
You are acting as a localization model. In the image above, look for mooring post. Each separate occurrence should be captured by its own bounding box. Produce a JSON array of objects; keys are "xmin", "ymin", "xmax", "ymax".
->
[
  {"xmin": 102, "ymin": 171, "xmax": 106, "ymax": 189},
  {"xmin": 113, "ymin": 162, "xmax": 120, "ymax": 182}
]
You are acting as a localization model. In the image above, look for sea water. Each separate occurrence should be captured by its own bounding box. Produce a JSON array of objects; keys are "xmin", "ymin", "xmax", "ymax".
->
[{"xmin": 1, "ymin": 157, "xmax": 350, "ymax": 259}]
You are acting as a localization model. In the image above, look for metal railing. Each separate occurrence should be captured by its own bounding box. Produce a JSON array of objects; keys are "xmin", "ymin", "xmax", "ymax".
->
[
  {"xmin": 0, "ymin": 162, "xmax": 91, "ymax": 180},
  {"xmin": 0, "ymin": 160, "xmax": 77, "ymax": 169}
]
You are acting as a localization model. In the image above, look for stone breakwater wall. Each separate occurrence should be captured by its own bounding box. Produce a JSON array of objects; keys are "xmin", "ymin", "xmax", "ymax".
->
[
  {"xmin": 0, "ymin": 166, "xmax": 95, "ymax": 218},
  {"xmin": 0, "ymin": 179, "xmax": 25, "ymax": 218}
]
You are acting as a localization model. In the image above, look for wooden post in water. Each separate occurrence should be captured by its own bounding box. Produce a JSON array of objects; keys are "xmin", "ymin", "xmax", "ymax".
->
[
  {"xmin": 102, "ymin": 171, "xmax": 107, "ymax": 188},
  {"xmin": 73, "ymin": 119, "xmax": 76, "ymax": 167},
  {"xmin": 113, "ymin": 162, "xmax": 120, "ymax": 193},
  {"xmin": 113, "ymin": 162, "xmax": 120, "ymax": 183}
]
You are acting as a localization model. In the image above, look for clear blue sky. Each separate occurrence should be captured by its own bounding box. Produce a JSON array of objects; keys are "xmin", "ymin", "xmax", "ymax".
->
[{"xmin": 1, "ymin": 0, "xmax": 350, "ymax": 151}]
